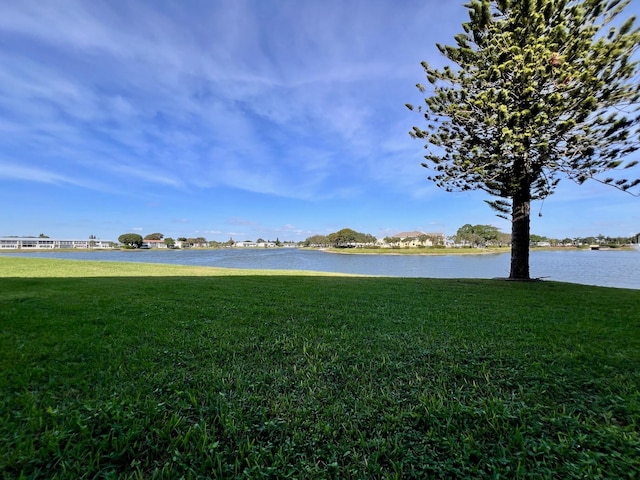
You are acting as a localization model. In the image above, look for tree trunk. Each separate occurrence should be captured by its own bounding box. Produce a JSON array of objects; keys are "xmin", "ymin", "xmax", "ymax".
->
[{"xmin": 509, "ymin": 188, "xmax": 531, "ymax": 280}]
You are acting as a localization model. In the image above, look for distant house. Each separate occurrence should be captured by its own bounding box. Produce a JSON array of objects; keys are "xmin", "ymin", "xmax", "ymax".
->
[
  {"xmin": 256, "ymin": 242, "xmax": 277, "ymax": 248},
  {"xmin": 392, "ymin": 231, "xmax": 445, "ymax": 248},
  {"xmin": 533, "ymin": 241, "xmax": 551, "ymax": 247},
  {"xmin": 233, "ymin": 241, "xmax": 256, "ymax": 248},
  {"xmin": 142, "ymin": 239, "xmax": 167, "ymax": 249}
]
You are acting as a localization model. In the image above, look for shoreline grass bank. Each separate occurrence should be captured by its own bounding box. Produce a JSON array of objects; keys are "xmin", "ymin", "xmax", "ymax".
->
[{"xmin": 1, "ymin": 257, "xmax": 639, "ymax": 478}]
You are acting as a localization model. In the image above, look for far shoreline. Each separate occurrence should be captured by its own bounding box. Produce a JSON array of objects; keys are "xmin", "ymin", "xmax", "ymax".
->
[
  {"xmin": 319, "ymin": 245, "xmax": 636, "ymax": 256},
  {"xmin": 0, "ymin": 245, "xmax": 635, "ymax": 257}
]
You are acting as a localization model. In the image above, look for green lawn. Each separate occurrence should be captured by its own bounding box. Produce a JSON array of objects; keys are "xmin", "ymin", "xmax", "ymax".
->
[{"xmin": 1, "ymin": 257, "xmax": 639, "ymax": 479}]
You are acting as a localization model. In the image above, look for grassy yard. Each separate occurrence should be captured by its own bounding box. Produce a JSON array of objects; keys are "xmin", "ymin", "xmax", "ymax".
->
[{"xmin": 1, "ymin": 256, "xmax": 639, "ymax": 479}]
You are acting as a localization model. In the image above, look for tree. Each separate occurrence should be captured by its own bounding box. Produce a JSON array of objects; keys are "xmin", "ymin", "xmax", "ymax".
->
[
  {"xmin": 144, "ymin": 233, "xmax": 164, "ymax": 240},
  {"xmin": 361, "ymin": 233, "xmax": 377, "ymax": 245},
  {"xmin": 118, "ymin": 233, "xmax": 143, "ymax": 248},
  {"xmin": 530, "ymin": 234, "xmax": 549, "ymax": 243},
  {"xmin": 164, "ymin": 237, "xmax": 176, "ymax": 248},
  {"xmin": 384, "ymin": 236, "xmax": 402, "ymax": 247},
  {"xmin": 455, "ymin": 224, "xmax": 501, "ymax": 246},
  {"xmin": 455, "ymin": 224, "xmax": 478, "ymax": 246},
  {"xmin": 327, "ymin": 228, "xmax": 375, "ymax": 248},
  {"xmin": 304, "ymin": 235, "xmax": 329, "ymax": 247},
  {"xmin": 497, "ymin": 231, "xmax": 512, "ymax": 246},
  {"xmin": 182, "ymin": 237, "xmax": 207, "ymax": 247},
  {"xmin": 328, "ymin": 229, "xmax": 357, "ymax": 248},
  {"xmin": 418, "ymin": 233, "xmax": 445, "ymax": 246},
  {"xmin": 409, "ymin": 0, "xmax": 640, "ymax": 279}
]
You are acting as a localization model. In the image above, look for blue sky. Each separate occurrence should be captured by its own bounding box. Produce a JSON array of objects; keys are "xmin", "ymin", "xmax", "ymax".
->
[{"xmin": 1, "ymin": 0, "xmax": 639, "ymax": 243}]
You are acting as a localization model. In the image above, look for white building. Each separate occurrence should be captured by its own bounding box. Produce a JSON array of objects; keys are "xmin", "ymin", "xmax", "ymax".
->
[
  {"xmin": 0, "ymin": 237, "xmax": 114, "ymax": 249},
  {"xmin": 141, "ymin": 239, "xmax": 167, "ymax": 249}
]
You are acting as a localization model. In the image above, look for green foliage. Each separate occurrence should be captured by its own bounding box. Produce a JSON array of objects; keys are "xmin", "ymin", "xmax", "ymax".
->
[
  {"xmin": 117, "ymin": 233, "xmax": 143, "ymax": 248},
  {"xmin": 409, "ymin": 0, "xmax": 640, "ymax": 279},
  {"xmin": 383, "ymin": 236, "xmax": 402, "ymax": 247},
  {"xmin": 455, "ymin": 224, "xmax": 502, "ymax": 246},
  {"xmin": 1, "ymin": 257, "xmax": 639, "ymax": 478},
  {"xmin": 144, "ymin": 232, "xmax": 164, "ymax": 240},
  {"xmin": 530, "ymin": 233, "xmax": 549, "ymax": 243},
  {"xmin": 326, "ymin": 228, "xmax": 377, "ymax": 248},
  {"xmin": 181, "ymin": 237, "xmax": 208, "ymax": 247},
  {"xmin": 304, "ymin": 234, "xmax": 330, "ymax": 247}
]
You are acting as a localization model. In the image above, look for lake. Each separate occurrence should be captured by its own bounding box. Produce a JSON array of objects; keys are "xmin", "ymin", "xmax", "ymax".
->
[{"xmin": 3, "ymin": 248, "xmax": 639, "ymax": 289}]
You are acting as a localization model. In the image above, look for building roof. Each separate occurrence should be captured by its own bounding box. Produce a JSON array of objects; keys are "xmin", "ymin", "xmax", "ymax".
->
[{"xmin": 394, "ymin": 231, "xmax": 423, "ymax": 239}]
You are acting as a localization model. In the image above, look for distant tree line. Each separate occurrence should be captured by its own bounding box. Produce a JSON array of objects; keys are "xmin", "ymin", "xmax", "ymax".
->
[
  {"xmin": 303, "ymin": 228, "xmax": 377, "ymax": 248},
  {"xmin": 452, "ymin": 225, "xmax": 639, "ymax": 248},
  {"xmin": 302, "ymin": 226, "xmax": 640, "ymax": 250},
  {"xmin": 117, "ymin": 228, "xmax": 640, "ymax": 250},
  {"xmin": 528, "ymin": 234, "xmax": 638, "ymax": 247},
  {"xmin": 452, "ymin": 225, "xmax": 638, "ymax": 248}
]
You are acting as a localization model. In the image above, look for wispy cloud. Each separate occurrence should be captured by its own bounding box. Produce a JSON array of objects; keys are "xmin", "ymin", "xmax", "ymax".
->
[
  {"xmin": 0, "ymin": 160, "xmax": 105, "ymax": 190},
  {"xmin": 0, "ymin": 0, "xmax": 452, "ymax": 202}
]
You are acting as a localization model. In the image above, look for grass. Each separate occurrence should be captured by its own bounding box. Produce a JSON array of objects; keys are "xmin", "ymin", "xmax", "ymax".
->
[
  {"xmin": 1, "ymin": 256, "xmax": 639, "ymax": 479},
  {"xmin": 0, "ymin": 256, "xmax": 347, "ymax": 278}
]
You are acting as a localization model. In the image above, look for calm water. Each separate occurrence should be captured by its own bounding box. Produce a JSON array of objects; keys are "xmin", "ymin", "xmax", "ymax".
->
[{"xmin": 3, "ymin": 248, "xmax": 639, "ymax": 289}]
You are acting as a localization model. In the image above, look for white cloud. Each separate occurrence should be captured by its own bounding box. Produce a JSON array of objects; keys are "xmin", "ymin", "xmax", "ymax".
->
[{"xmin": 0, "ymin": 0, "xmax": 450, "ymax": 201}]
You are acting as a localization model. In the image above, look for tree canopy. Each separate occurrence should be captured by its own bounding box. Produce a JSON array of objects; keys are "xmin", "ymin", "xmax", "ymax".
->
[
  {"xmin": 409, "ymin": 0, "xmax": 640, "ymax": 279},
  {"xmin": 455, "ymin": 224, "xmax": 501, "ymax": 246},
  {"xmin": 118, "ymin": 233, "xmax": 143, "ymax": 248},
  {"xmin": 180, "ymin": 237, "xmax": 208, "ymax": 247},
  {"xmin": 144, "ymin": 233, "xmax": 164, "ymax": 240},
  {"xmin": 305, "ymin": 229, "xmax": 377, "ymax": 248},
  {"xmin": 327, "ymin": 228, "xmax": 377, "ymax": 248},
  {"xmin": 303, "ymin": 235, "xmax": 330, "ymax": 247}
]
